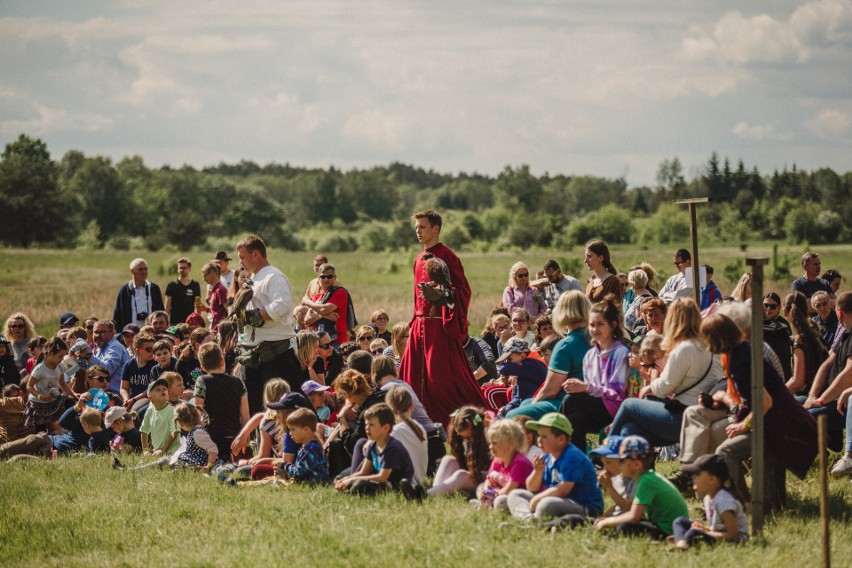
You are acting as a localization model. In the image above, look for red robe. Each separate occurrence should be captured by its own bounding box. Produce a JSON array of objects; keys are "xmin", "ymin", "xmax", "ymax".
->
[{"xmin": 399, "ymin": 242, "xmax": 488, "ymax": 426}]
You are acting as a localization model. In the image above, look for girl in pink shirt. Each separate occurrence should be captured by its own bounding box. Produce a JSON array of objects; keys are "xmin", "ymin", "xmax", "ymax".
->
[{"xmin": 475, "ymin": 419, "xmax": 534, "ymax": 510}]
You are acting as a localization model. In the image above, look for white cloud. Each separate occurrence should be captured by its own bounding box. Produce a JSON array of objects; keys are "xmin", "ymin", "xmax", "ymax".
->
[
  {"xmin": 805, "ymin": 109, "xmax": 852, "ymax": 137},
  {"xmin": 732, "ymin": 122, "xmax": 794, "ymax": 141},
  {"xmin": 0, "ymin": 103, "xmax": 112, "ymax": 136}
]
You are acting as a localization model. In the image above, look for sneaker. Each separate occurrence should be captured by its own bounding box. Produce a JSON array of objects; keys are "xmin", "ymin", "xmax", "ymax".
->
[
  {"xmin": 400, "ymin": 479, "xmax": 426, "ymax": 503},
  {"xmin": 111, "ymin": 455, "xmax": 125, "ymax": 470},
  {"xmin": 667, "ymin": 470, "xmax": 694, "ymax": 495},
  {"xmin": 830, "ymin": 455, "xmax": 852, "ymax": 478}
]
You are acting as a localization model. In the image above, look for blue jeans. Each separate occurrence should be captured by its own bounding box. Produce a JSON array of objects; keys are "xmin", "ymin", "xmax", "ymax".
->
[
  {"xmin": 505, "ymin": 395, "xmax": 565, "ymax": 420},
  {"xmin": 609, "ymin": 398, "xmax": 685, "ymax": 447}
]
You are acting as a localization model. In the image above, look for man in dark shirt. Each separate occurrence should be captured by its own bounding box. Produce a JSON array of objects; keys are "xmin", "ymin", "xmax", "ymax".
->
[
  {"xmin": 165, "ymin": 258, "xmax": 201, "ymax": 326},
  {"xmin": 791, "ymin": 252, "xmax": 833, "ymax": 304}
]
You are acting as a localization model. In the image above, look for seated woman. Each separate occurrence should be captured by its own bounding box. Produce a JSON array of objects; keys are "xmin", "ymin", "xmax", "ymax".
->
[
  {"xmin": 730, "ymin": 273, "xmax": 752, "ymax": 303},
  {"xmin": 583, "ymin": 240, "xmax": 622, "ymax": 306},
  {"xmin": 631, "ymin": 298, "xmax": 667, "ymax": 336},
  {"xmin": 558, "ymin": 295, "xmax": 629, "ymax": 453},
  {"xmin": 381, "ymin": 322, "xmax": 409, "ymax": 370},
  {"xmin": 354, "ymin": 325, "xmax": 376, "ymax": 354},
  {"xmin": 313, "ymin": 331, "xmax": 344, "ymax": 385},
  {"xmin": 496, "ymin": 308, "xmax": 534, "ymax": 360},
  {"xmin": 762, "ymin": 291, "xmax": 792, "ymax": 380},
  {"xmin": 821, "ymin": 269, "xmax": 842, "ymax": 296},
  {"xmin": 506, "ymin": 291, "xmax": 591, "ymax": 420},
  {"xmin": 325, "ymin": 369, "xmax": 386, "ymax": 476},
  {"xmin": 609, "ymin": 299, "xmax": 723, "ymax": 448},
  {"xmin": 502, "ymin": 262, "xmax": 547, "ymax": 320},
  {"xmin": 370, "ymin": 309, "xmax": 392, "ymax": 343},
  {"xmin": 480, "ymin": 307, "xmax": 510, "ymax": 357},
  {"xmin": 783, "ymin": 292, "xmax": 828, "ymax": 396}
]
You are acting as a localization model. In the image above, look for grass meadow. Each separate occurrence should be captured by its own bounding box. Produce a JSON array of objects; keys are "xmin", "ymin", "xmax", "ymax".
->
[{"xmin": 1, "ymin": 242, "xmax": 852, "ymax": 566}]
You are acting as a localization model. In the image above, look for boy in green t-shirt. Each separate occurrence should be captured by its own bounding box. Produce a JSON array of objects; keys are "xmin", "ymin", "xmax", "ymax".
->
[
  {"xmin": 594, "ymin": 435, "xmax": 688, "ymax": 539},
  {"xmin": 139, "ymin": 377, "xmax": 180, "ymax": 455}
]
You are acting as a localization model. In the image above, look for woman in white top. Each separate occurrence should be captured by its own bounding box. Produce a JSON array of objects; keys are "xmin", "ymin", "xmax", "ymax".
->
[{"xmin": 608, "ymin": 298, "xmax": 723, "ymax": 447}]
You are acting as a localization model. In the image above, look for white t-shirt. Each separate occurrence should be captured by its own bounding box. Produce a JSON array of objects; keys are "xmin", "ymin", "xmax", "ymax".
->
[
  {"xmin": 30, "ymin": 362, "xmax": 62, "ymax": 401},
  {"xmin": 241, "ymin": 265, "xmax": 297, "ymax": 347},
  {"xmin": 391, "ymin": 420, "xmax": 428, "ymax": 485},
  {"xmin": 705, "ymin": 489, "xmax": 749, "ymax": 541}
]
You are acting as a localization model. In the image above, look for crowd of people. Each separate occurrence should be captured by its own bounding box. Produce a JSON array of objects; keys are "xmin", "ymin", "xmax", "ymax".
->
[{"xmin": 0, "ymin": 211, "xmax": 850, "ymax": 545}]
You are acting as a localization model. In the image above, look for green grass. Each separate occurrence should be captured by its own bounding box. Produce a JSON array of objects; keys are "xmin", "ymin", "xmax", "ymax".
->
[{"xmin": 1, "ymin": 455, "xmax": 851, "ymax": 567}]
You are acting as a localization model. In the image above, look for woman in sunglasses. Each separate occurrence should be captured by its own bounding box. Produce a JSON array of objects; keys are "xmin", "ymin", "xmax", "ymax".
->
[
  {"xmin": 502, "ymin": 262, "xmax": 547, "ymax": 320},
  {"xmin": 3, "ymin": 313, "xmax": 35, "ymax": 372}
]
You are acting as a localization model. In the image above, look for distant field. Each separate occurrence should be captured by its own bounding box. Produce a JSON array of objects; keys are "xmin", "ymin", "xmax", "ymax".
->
[{"xmin": 1, "ymin": 242, "xmax": 850, "ymax": 337}]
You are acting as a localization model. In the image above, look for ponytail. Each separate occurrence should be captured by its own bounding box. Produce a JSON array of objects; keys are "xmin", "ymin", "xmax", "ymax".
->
[
  {"xmin": 386, "ymin": 386, "xmax": 425, "ymax": 442},
  {"xmin": 37, "ymin": 336, "xmax": 68, "ymax": 364}
]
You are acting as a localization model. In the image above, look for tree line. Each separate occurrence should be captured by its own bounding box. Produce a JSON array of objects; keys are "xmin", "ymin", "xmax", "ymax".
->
[{"xmin": 1, "ymin": 133, "xmax": 850, "ymax": 253}]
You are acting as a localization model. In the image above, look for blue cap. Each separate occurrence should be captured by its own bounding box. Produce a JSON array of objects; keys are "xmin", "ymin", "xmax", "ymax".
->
[
  {"xmin": 590, "ymin": 435, "xmax": 624, "ymax": 459},
  {"xmin": 618, "ymin": 435, "xmax": 652, "ymax": 460}
]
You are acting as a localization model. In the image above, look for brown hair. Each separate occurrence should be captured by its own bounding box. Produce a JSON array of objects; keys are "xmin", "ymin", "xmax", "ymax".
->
[
  {"xmin": 364, "ymin": 403, "xmax": 395, "ymax": 428},
  {"xmin": 371, "ymin": 355, "xmax": 397, "ymax": 383},
  {"xmin": 286, "ymin": 407, "xmax": 318, "ymax": 430},
  {"xmin": 133, "ymin": 334, "xmax": 155, "ymax": 349},
  {"xmin": 385, "ymin": 386, "xmax": 425, "ymax": 442},
  {"xmin": 586, "ymin": 240, "xmax": 617, "ymax": 275},
  {"xmin": 700, "ymin": 314, "xmax": 743, "ymax": 354},
  {"xmin": 198, "ymin": 342, "xmax": 224, "ymax": 372},
  {"xmin": 411, "ymin": 209, "xmax": 442, "ymax": 229},
  {"xmin": 332, "ymin": 369, "xmax": 373, "ymax": 397},
  {"xmin": 173, "ymin": 402, "xmax": 202, "ymax": 427},
  {"xmin": 590, "ymin": 294, "xmax": 624, "ymax": 341},
  {"xmin": 236, "ymin": 235, "xmax": 267, "ymax": 258},
  {"xmin": 79, "ymin": 407, "xmax": 103, "ymax": 428}
]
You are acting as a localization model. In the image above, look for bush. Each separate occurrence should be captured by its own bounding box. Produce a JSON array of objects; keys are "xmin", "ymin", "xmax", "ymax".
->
[
  {"xmin": 317, "ymin": 233, "xmax": 358, "ymax": 253},
  {"xmin": 358, "ymin": 223, "xmax": 390, "ymax": 252},
  {"xmin": 106, "ymin": 234, "xmax": 131, "ymax": 251}
]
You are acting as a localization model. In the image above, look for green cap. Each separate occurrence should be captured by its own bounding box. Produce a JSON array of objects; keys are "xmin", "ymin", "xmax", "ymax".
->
[
  {"xmin": 526, "ymin": 412, "xmax": 573, "ymax": 437},
  {"xmin": 146, "ymin": 377, "xmax": 170, "ymax": 396}
]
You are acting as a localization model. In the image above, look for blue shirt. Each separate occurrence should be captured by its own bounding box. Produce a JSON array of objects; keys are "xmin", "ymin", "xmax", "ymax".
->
[
  {"xmin": 548, "ymin": 328, "xmax": 591, "ymax": 378},
  {"xmin": 281, "ymin": 440, "xmax": 329, "ymax": 484},
  {"xmin": 50, "ymin": 407, "xmax": 89, "ymax": 454},
  {"xmin": 93, "ymin": 338, "xmax": 130, "ymax": 392},
  {"xmin": 542, "ymin": 444, "xmax": 604, "ymax": 515}
]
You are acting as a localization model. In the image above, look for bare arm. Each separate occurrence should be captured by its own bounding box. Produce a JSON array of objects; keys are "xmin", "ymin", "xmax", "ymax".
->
[
  {"xmin": 533, "ymin": 370, "xmax": 568, "ymax": 402},
  {"xmin": 595, "ymin": 503, "xmax": 645, "ymax": 529},
  {"xmin": 817, "ymin": 358, "xmax": 852, "ymax": 404},
  {"xmin": 239, "ymin": 395, "xmax": 250, "ymax": 427},
  {"xmin": 806, "ymin": 351, "xmax": 836, "ymax": 407},
  {"xmin": 785, "ymin": 347, "xmax": 807, "ymax": 394}
]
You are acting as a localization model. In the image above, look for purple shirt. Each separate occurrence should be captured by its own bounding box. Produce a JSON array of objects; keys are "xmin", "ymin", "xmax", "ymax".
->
[
  {"xmin": 582, "ymin": 341, "xmax": 630, "ymax": 416},
  {"xmin": 502, "ymin": 286, "xmax": 547, "ymax": 319}
]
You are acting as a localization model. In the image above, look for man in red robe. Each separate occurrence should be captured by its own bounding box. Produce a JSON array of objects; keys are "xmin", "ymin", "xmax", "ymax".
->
[{"xmin": 399, "ymin": 210, "xmax": 488, "ymax": 426}]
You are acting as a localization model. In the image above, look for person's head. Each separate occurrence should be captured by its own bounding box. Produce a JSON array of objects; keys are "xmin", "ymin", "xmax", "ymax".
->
[
  {"xmin": 146, "ymin": 377, "xmax": 170, "ymax": 405},
  {"xmin": 295, "ymin": 330, "xmax": 319, "ymax": 369},
  {"xmin": 822, "ymin": 269, "xmax": 842, "ymax": 293},
  {"xmin": 661, "ymin": 298, "xmax": 702, "ymax": 352},
  {"xmin": 186, "ymin": 328, "xmax": 213, "ymax": 359},
  {"xmin": 79, "ymin": 407, "xmax": 104, "ymax": 435},
  {"xmin": 617, "ymin": 435, "xmax": 655, "ymax": 478},
  {"xmin": 496, "ymin": 337, "xmax": 530, "ymax": 365},
  {"xmin": 120, "ymin": 323, "xmax": 139, "ymax": 347},
  {"xmin": 673, "ymin": 248, "xmax": 691, "ymax": 273},
  {"xmin": 215, "ymin": 251, "xmax": 232, "ymax": 274},
  {"xmin": 636, "ymin": 262, "xmax": 657, "ymax": 288},
  {"xmin": 390, "ymin": 322, "xmax": 409, "ymax": 357},
  {"xmin": 527, "ymin": 412, "xmax": 572, "ymax": 455},
  {"xmin": 104, "ymin": 406, "xmax": 136, "ymax": 433},
  {"xmin": 132, "ymin": 334, "xmax": 155, "ymax": 364},
  {"xmin": 236, "ymin": 235, "xmax": 268, "ymax": 273},
  {"xmin": 639, "ymin": 334, "xmax": 664, "ymax": 364},
  {"xmin": 584, "ymin": 240, "xmax": 616, "ymax": 275},
  {"xmin": 317, "ymin": 263, "xmax": 337, "ymax": 291},
  {"xmin": 160, "ymin": 371, "xmax": 185, "ymax": 401},
  {"xmin": 681, "ymin": 453, "xmax": 734, "ymax": 497},
  {"xmin": 589, "ymin": 295, "xmax": 624, "ymax": 347},
  {"xmin": 762, "ymin": 291, "xmax": 782, "ymax": 320},
  {"xmin": 510, "ymin": 308, "xmax": 530, "ymax": 336},
  {"xmin": 412, "ymin": 209, "xmax": 442, "ymax": 246},
  {"xmin": 617, "ymin": 273, "xmax": 628, "ymax": 293},
  {"xmin": 2, "ymin": 383, "xmax": 22, "ymax": 399},
  {"xmin": 371, "ymin": 355, "xmax": 397, "ymax": 386},
  {"xmin": 263, "ymin": 378, "xmax": 290, "ymax": 409},
  {"xmin": 627, "ymin": 268, "xmax": 648, "ymax": 291},
  {"xmin": 550, "ymin": 290, "xmax": 590, "ymax": 335},
  {"xmin": 59, "ymin": 311, "xmax": 79, "ymax": 329},
  {"xmin": 355, "ymin": 325, "xmax": 375, "ymax": 350},
  {"xmin": 345, "ymin": 350, "xmax": 373, "ymax": 375},
  {"xmin": 173, "ymin": 402, "xmax": 202, "ymax": 431},
  {"xmin": 640, "ymin": 298, "xmax": 667, "ymax": 333},
  {"xmin": 811, "ymin": 291, "xmax": 832, "ymax": 320},
  {"xmin": 700, "ymin": 313, "xmax": 744, "ymax": 354},
  {"xmin": 450, "ymin": 406, "xmax": 485, "ymax": 441},
  {"xmin": 533, "ymin": 314, "xmax": 553, "ymax": 342},
  {"xmin": 801, "ymin": 252, "xmax": 821, "ymax": 279},
  {"xmin": 491, "ymin": 314, "xmax": 511, "ymax": 336},
  {"xmin": 589, "ymin": 434, "xmax": 624, "ymax": 472},
  {"xmin": 837, "ymin": 291, "xmax": 852, "ymax": 324},
  {"xmin": 286, "ymin": 407, "xmax": 319, "ymax": 445},
  {"xmin": 385, "ymin": 385, "xmax": 413, "ymax": 417},
  {"xmin": 511, "ymin": 415, "xmax": 537, "ymax": 451},
  {"xmin": 332, "ymin": 369, "xmax": 373, "ymax": 404},
  {"xmin": 84, "ymin": 365, "xmax": 110, "ymax": 390},
  {"xmin": 177, "ymin": 257, "xmax": 192, "ymax": 280},
  {"xmin": 66, "ymin": 326, "xmax": 87, "ymax": 345},
  {"xmin": 363, "ymin": 403, "xmax": 395, "ymax": 442},
  {"xmin": 486, "ymin": 419, "xmax": 525, "ymax": 463},
  {"xmin": 536, "ymin": 334, "xmax": 559, "ymax": 365},
  {"xmin": 198, "ymin": 342, "xmax": 225, "ymax": 373},
  {"xmin": 370, "ymin": 309, "xmax": 390, "ymax": 332},
  {"xmin": 715, "ymin": 300, "xmax": 751, "ymax": 339},
  {"xmin": 40, "ymin": 336, "xmax": 68, "ymax": 366},
  {"xmin": 369, "ymin": 338, "xmax": 388, "ymax": 356},
  {"xmin": 449, "ymin": 405, "xmax": 489, "ymax": 479},
  {"xmin": 783, "ymin": 291, "xmax": 812, "ymax": 334},
  {"xmin": 542, "ymin": 259, "xmax": 563, "ymax": 283},
  {"xmin": 27, "ymin": 336, "xmax": 48, "ymax": 358},
  {"xmin": 201, "ymin": 262, "xmax": 221, "ymax": 286},
  {"xmin": 313, "ymin": 254, "xmax": 328, "ymax": 274},
  {"xmin": 129, "ymin": 258, "xmax": 148, "ymax": 285},
  {"xmin": 152, "ymin": 339, "xmax": 173, "ymax": 367},
  {"xmin": 508, "ymin": 262, "xmax": 530, "ymax": 289},
  {"xmin": 703, "ymin": 264, "xmax": 715, "ymax": 281},
  {"xmin": 4, "ymin": 313, "xmax": 35, "ymax": 341},
  {"xmin": 184, "ymin": 312, "xmax": 205, "ymax": 332},
  {"xmin": 731, "ymin": 272, "xmax": 753, "ymax": 302},
  {"xmin": 300, "ymin": 379, "xmax": 329, "ymax": 410}
]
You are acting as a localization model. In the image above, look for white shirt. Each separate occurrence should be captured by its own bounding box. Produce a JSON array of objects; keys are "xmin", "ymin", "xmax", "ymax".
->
[
  {"xmin": 391, "ymin": 421, "xmax": 428, "ymax": 485},
  {"xmin": 660, "ymin": 272, "xmax": 686, "ymax": 302},
  {"xmin": 221, "ymin": 270, "xmax": 234, "ymax": 289},
  {"xmin": 241, "ymin": 264, "xmax": 297, "ymax": 347},
  {"xmin": 129, "ymin": 280, "xmax": 153, "ymax": 324}
]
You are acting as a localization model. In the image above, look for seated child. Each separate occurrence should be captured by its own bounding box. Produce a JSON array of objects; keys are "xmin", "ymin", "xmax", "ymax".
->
[
  {"xmin": 151, "ymin": 340, "xmax": 179, "ymax": 379},
  {"xmin": 512, "ymin": 415, "xmax": 545, "ymax": 462},
  {"xmin": 81, "ymin": 407, "xmax": 113, "ymax": 454},
  {"xmin": 139, "ymin": 377, "xmax": 181, "ymax": 455},
  {"xmin": 173, "ymin": 402, "xmax": 220, "ymax": 472},
  {"xmin": 495, "ymin": 338, "xmax": 547, "ymax": 417},
  {"xmin": 672, "ymin": 453, "xmax": 748, "ymax": 549},
  {"xmin": 385, "ymin": 386, "xmax": 428, "ymax": 487},
  {"xmin": 590, "ymin": 435, "xmax": 635, "ymax": 516},
  {"xmin": 476, "ymin": 419, "xmax": 533, "ymax": 511},
  {"xmin": 120, "ymin": 335, "xmax": 157, "ymax": 411},
  {"xmin": 104, "ymin": 406, "xmax": 143, "ymax": 453},
  {"xmin": 506, "ymin": 413, "xmax": 603, "ymax": 522},
  {"xmin": 335, "ymin": 403, "xmax": 414, "ymax": 496},
  {"xmin": 594, "ymin": 435, "xmax": 689, "ymax": 539},
  {"xmin": 278, "ymin": 408, "xmax": 329, "ymax": 484},
  {"xmin": 427, "ymin": 406, "xmax": 490, "ymax": 498},
  {"xmin": 193, "ymin": 343, "xmax": 249, "ymax": 462},
  {"xmin": 301, "ymin": 380, "xmax": 332, "ymax": 423}
]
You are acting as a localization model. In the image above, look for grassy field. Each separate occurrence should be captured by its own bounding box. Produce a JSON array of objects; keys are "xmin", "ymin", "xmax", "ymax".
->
[{"xmin": 1, "ymin": 243, "xmax": 852, "ymax": 566}]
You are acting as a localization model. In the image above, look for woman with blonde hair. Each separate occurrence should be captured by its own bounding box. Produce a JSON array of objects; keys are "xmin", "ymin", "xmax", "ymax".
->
[
  {"xmin": 381, "ymin": 322, "xmax": 410, "ymax": 369},
  {"xmin": 505, "ymin": 291, "xmax": 592, "ymax": 420},
  {"xmin": 4, "ymin": 313, "xmax": 36, "ymax": 371},
  {"xmin": 295, "ymin": 330, "xmax": 322, "ymax": 387},
  {"xmin": 370, "ymin": 309, "xmax": 391, "ymax": 343},
  {"xmin": 327, "ymin": 369, "xmax": 386, "ymax": 475},
  {"xmin": 502, "ymin": 262, "xmax": 547, "ymax": 319},
  {"xmin": 609, "ymin": 298, "xmax": 724, "ymax": 447},
  {"xmin": 730, "ymin": 273, "xmax": 753, "ymax": 303}
]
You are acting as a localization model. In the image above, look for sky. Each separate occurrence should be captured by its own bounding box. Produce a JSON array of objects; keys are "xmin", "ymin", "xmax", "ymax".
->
[{"xmin": 1, "ymin": 0, "xmax": 851, "ymax": 187}]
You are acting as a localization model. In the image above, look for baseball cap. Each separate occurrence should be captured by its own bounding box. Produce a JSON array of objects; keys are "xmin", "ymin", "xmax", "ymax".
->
[
  {"xmin": 525, "ymin": 412, "xmax": 573, "ymax": 437},
  {"xmin": 146, "ymin": 377, "xmax": 170, "ymax": 396},
  {"xmin": 122, "ymin": 324, "xmax": 140, "ymax": 335},
  {"xmin": 496, "ymin": 337, "xmax": 531, "ymax": 363},
  {"xmin": 0, "ymin": 335, "xmax": 9, "ymax": 345},
  {"xmin": 59, "ymin": 311, "xmax": 79, "ymax": 326},
  {"xmin": 681, "ymin": 453, "xmax": 730, "ymax": 481},
  {"xmin": 104, "ymin": 406, "xmax": 128, "ymax": 428},
  {"xmin": 215, "ymin": 251, "xmax": 232, "ymax": 262},
  {"xmin": 618, "ymin": 435, "xmax": 652, "ymax": 460},
  {"xmin": 267, "ymin": 392, "xmax": 312, "ymax": 411},
  {"xmin": 301, "ymin": 380, "xmax": 330, "ymax": 395},
  {"xmin": 164, "ymin": 326, "xmax": 184, "ymax": 341},
  {"xmin": 590, "ymin": 435, "xmax": 624, "ymax": 460}
]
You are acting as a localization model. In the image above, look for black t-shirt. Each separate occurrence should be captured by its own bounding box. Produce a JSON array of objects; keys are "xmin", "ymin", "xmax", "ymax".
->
[
  {"xmin": 194, "ymin": 372, "xmax": 247, "ymax": 459},
  {"xmin": 791, "ymin": 277, "xmax": 832, "ymax": 299},
  {"xmin": 176, "ymin": 356, "xmax": 203, "ymax": 389},
  {"xmin": 365, "ymin": 437, "xmax": 414, "ymax": 489},
  {"xmin": 166, "ymin": 279, "xmax": 201, "ymax": 325},
  {"xmin": 121, "ymin": 359, "xmax": 159, "ymax": 398}
]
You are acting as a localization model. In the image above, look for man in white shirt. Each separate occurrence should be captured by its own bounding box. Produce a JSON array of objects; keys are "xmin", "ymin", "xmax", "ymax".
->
[
  {"xmin": 660, "ymin": 249, "xmax": 691, "ymax": 303},
  {"xmin": 234, "ymin": 235, "xmax": 301, "ymax": 414}
]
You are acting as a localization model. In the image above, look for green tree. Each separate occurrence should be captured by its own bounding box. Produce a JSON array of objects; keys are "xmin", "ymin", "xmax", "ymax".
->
[{"xmin": 66, "ymin": 155, "xmax": 128, "ymax": 243}]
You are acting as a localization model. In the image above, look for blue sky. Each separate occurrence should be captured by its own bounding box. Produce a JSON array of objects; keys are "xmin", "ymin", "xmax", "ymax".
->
[{"xmin": 1, "ymin": 1, "xmax": 851, "ymax": 187}]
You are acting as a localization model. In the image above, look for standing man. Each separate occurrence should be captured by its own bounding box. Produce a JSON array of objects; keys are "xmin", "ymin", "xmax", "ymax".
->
[
  {"xmin": 791, "ymin": 252, "xmax": 833, "ymax": 301},
  {"xmin": 112, "ymin": 258, "xmax": 165, "ymax": 331},
  {"xmin": 215, "ymin": 252, "xmax": 235, "ymax": 289},
  {"xmin": 532, "ymin": 259, "xmax": 583, "ymax": 310},
  {"xmin": 660, "ymin": 248, "xmax": 691, "ymax": 302},
  {"xmin": 304, "ymin": 254, "xmax": 328, "ymax": 301},
  {"xmin": 399, "ymin": 210, "xmax": 487, "ymax": 426},
  {"xmin": 165, "ymin": 258, "xmax": 201, "ymax": 326},
  {"xmin": 91, "ymin": 320, "xmax": 131, "ymax": 392},
  {"xmin": 234, "ymin": 235, "xmax": 302, "ymax": 414},
  {"xmin": 301, "ymin": 263, "xmax": 352, "ymax": 345}
]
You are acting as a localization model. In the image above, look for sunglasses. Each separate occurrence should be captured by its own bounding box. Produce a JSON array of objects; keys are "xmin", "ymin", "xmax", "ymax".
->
[
  {"xmin": 762, "ymin": 303, "xmax": 778, "ymax": 309},
  {"xmin": 319, "ymin": 274, "xmax": 335, "ymax": 280},
  {"xmin": 359, "ymin": 335, "xmax": 374, "ymax": 341},
  {"xmin": 318, "ymin": 343, "xmax": 333, "ymax": 349},
  {"xmin": 516, "ymin": 273, "xmax": 529, "ymax": 278},
  {"xmin": 93, "ymin": 375, "xmax": 109, "ymax": 382},
  {"xmin": 85, "ymin": 325, "xmax": 94, "ymax": 330},
  {"xmin": 674, "ymin": 261, "xmax": 685, "ymax": 266},
  {"xmin": 371, "ymin": 349, "xmax": 384, "ymax": 355}
]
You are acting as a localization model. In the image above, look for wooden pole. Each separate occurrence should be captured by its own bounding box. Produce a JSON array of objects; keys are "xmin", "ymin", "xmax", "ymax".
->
[
  {"xmin": 746, "ymin": 257, "xmax": 768, "ymax": 537},
  {"xmin": 819, "ymin": 414, "xmax": 831, "ymax": 568},
  {"xmin": 689, "ymin": 203, "xmax": 700, "ymax": 305}
]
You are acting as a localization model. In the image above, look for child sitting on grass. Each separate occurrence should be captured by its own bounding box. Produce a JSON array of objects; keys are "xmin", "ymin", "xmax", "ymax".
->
[
  {"xmin": 81, "ymin": 406, "xmax": 113, "ymax": 454},
  {"xmin": 672, "ymin": 453, "xmax": 748, "ymax": 549},
  {"xmin": 104, "ymin": 406, "xmax": 142, "ymax": 453},
  {"xmin": 277, "ymin": 408, "xmax": 329, "ymax": 484},
  {"xmin": 594, "ymin": 435, "xmax": 688, "ymax": 539},
  {"xmin": 495, "ymin": 338, "xmax": 547, "ymax": 417},
  {"xmin": 139, "ymin": 377, "xmax": 180, "ymax": 455},
  {"xmin": 512, "ymin": 415, "xmax": 545, "ymax": 462},
  {"xmin": 475, "ymin": 420, "xmax": 533, "ymax": 511},
  {"xmin": 173, "ymin": 402, "xmax": 220, "ymax": 473},
  {"xmin": 335, "ymin": 403, "xmax": 414, "ymax": 496},
  {"xmin": 506, "ymin": 413, "xmax": 603, "ymax": 523},
  {"xmin": 385, "ymin": 386, "xmax": 427, "ymax": 487},
  {"xmin": 428, "ymin": 406, "xmax": 490, "ymax": 498}
]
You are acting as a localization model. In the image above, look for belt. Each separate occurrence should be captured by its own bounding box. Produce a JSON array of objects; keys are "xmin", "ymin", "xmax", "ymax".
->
[{"xmin": 415, "ymin": 315, "xmax": 442, "ymax": 319}]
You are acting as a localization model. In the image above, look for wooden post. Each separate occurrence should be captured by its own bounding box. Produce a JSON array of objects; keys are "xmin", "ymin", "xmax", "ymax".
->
[
  {"xmin": 674, "ymin": 198, "xmax": 709, "ymax": 306},
  {"xmin": 819, "ymin": 414, "xmax": 831, "ymax": 568},
  {"xmin": 746, "ymin": 257, "xmax": 768, "ymax": 536}
]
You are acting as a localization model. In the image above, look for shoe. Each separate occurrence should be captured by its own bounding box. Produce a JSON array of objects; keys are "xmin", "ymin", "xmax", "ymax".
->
[
  {"xmin": 111, "ymin": 455, "xmax": 125, "ymax": 470},
  {"xmin": 400, "ymin": 479, "xmax": 426, "ymax": 503},
  {"xmin": 668, "ymin": 470, "xmax": 694, "ymax": 495},
  {"xmin": 830, "ymin": 455, "xmax": 852, "ymax": 478}
]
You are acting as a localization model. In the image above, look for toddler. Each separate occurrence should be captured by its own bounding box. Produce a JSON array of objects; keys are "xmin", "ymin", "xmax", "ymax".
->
[
  {"xmin": 24, "ymin": 337, "xmax": 73, "ymax": 430},
  {"xmin": 139, "ymin": 377, "xmax": 180, "ymax": 455},
  {"xmin": 476, "ymin": 420, "xmax": 533, "ymax": 511},
  {"xmin": 104, "ymin": 406, "xmax": 143, "ymax": 453}
]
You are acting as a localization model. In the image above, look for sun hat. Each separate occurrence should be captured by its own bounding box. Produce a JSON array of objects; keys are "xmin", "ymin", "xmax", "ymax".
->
[
  {"xmin": 215, "ymin": 251, "xmax": 232, "ymax": 262},
  {"xmin": 301, "ymin": 380, "xmax": 330, "ymax": 396},
  {"xmin": 525, "ymin": 412, "xmax": 573, "ymax": 437},
  {"xmin": 267, "ymin": 392, "xmax": 312, "ymax": 411}
]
